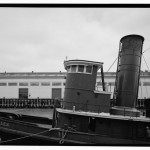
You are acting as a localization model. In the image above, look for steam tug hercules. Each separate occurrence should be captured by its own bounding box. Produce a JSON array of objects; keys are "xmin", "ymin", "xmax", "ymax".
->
[{"xmin": 0, "ymin": 34, "xmax": 150, "ymax": 145}]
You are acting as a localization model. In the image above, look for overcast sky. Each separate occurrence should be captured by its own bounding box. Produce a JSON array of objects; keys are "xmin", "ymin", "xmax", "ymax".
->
[{"xmin": 0, "ymin": 7, "xmax": 150, "ymax": 73}]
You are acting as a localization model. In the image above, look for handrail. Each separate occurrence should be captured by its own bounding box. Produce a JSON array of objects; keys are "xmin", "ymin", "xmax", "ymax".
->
[
  {"xmin": 0, "ymin": 98, "xmax": 56, "ymax": 108},
  {"xmin": 59, "ymin": 100, "xmax": 150, "ymax": 119}
]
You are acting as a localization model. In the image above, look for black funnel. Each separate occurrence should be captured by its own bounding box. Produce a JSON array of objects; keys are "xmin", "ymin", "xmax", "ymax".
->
[
  {"xmin": 115, "ymin": 34, "xmax": 144, "ymax": 108},
  {"xmin": 111, "ymin": 34, "xmax": 144, "ymax": 117}
]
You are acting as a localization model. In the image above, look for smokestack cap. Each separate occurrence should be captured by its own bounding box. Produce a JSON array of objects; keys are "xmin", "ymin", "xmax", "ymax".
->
[{"xmin": 120, "ymin": 34, "xmax": 144, "ymax": 43}]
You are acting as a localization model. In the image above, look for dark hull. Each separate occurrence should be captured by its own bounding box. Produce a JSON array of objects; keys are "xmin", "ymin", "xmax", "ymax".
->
[{"xmin": 0, "ymin": 116, "xmax": 150, "ymax": 145}]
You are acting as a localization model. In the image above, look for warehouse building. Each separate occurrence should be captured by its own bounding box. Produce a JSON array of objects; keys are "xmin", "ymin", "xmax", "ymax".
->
[
  {"xmin": 0, "ymin": 72, "xmax": 66, "ymax": 100},
  {"xmin": 0, "ymin": 71, "xmax": 149, "ymax": 108},
  {"xmin": 0, "ymin": 71, "xmax": 150, "ymax": 99}
]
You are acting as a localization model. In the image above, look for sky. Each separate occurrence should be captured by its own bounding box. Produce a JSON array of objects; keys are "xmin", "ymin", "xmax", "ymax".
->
[{"xmin": 0, "ymin": 7, "xmax": 150, "ymax": 73}]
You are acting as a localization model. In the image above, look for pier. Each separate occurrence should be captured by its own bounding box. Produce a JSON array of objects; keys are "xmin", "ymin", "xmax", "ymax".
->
[{"xmin": 0, "ymin": 108, "xmax": 53, "ymax": 128}]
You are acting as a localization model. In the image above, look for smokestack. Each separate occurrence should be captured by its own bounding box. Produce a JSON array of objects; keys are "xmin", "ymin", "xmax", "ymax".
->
[{"xmin": 111, "ymin": 34, "xmax": 144, "ymax": 117}]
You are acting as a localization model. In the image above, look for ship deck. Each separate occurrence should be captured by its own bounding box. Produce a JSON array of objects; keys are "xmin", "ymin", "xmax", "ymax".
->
[
  {"xmin": 57, "ymin": 108, "xmax": 150, "ymax": 122},
  {"xmin": 0, "ymin": 108, "xmax": 53, "ymax": 119},
  {"xmin": 0, "ymin": 108, "xmax": 53, "ymax": 129}
]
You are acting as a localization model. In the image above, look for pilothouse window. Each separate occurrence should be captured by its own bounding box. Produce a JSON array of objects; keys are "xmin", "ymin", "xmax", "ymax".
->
[
  {"xmin": 86, "ymin": 65, "xmax": 92, "ymax": 73},
  {"xmin": 71, "ymin": 65, "xmax": 77, "ymax": 73},
  {"xmin": 67, "ymin": 66, "xmax": 71, "ymax": 73},
  {"xmin": 67, "ymin": 65, "xmax": 93, "ymax": 74},
  {"xmin": 78, "ymin": 65, "xmax": 84, "ymax": 72}
]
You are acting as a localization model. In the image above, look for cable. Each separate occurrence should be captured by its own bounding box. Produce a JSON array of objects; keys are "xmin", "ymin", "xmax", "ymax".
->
[
  {"xmin": 142, "ymin": 47, "xmax": 150, "ymax": 54},
  {"xmin": 142, "ymin": 55, "xmax": 150, "ymax": 72},
  {"xmin": 0, "ymin": 128, "xmax": 53, "ymax": 144},
  {"xmin": 106, "ymin": 57, "xmax": 118, "ymax": 72},
  {"xmin": 106, "ymin": 46, "xmax": 150, "ymax": 72},
  {"xmin": 141, "ymin": 61, "xmax": 148, "ymax": 98}
]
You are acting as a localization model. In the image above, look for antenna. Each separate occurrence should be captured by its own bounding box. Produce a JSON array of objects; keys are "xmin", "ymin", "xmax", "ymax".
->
[{"xmin": 66, "ymin": 56, "xmax": 68, "ymax": 61}]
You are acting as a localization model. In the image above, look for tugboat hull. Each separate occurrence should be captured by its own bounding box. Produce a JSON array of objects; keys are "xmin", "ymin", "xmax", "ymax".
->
[{"xmin": 0, "ymin": 116, "xmax": 150, "ymax": 145}]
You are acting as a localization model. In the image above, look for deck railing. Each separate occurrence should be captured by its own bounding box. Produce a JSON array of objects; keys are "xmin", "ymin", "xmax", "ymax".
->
[
  {"xmin": 0, "ymin": 98, "xmax": 149, "ymax": 118},
  {"xmin": 0, "ymin": 98, "xmax": 56, "ymax": 108},
  {"xmin": 58, "ymin": 100, "xmax": 148, "ymax": 118}
]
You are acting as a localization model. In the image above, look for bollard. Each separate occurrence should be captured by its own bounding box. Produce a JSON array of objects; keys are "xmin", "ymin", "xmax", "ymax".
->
[
  {"xmin": 18, "ymin": 100, "xmax": 20, "ymax": 108},
  {"xmin": 48, "ymin": 99, "xmax": 50, "ymax": 108},
  {"xmin": 15, "ymin": 99, "xmax": 18, "ymax": 108},
  {"xmin": 1, "ymin": 99, "xmax": 3, "ymax": 108},
  {"xmin": 0, "ymin": 99, "xmax": 1, "ymax": 108},
  {"xmin": 36, "ymin": 99, "xmax": 37, "ymax": 108},
  {"xmin": 33, "ymin": 99, "xmax": 35, "ymax": 108},
  {"xmin": 35, "ymin": 99, "xmax": 38, "ymax": 108},
  {"xmin": 9, "ymin": 99, "xmax": 11, "ymax": 108},
  {"xmin": 5, "ymin": 99, "xmax": 8, "ymax": 108},
  {"xmin": 38, "ymin": 99, "xmax": 41, "ymax": 108},
  {"xmin": 25, "ymin": 99, "xmax": 27, "ymax": 108},
  {"xmin": 7, "ymin": 99, "xmax": 9, "ymax": 108},
  {"xmin": 27, "ymin": 99, "xmax": 29, "ymax": 108}
]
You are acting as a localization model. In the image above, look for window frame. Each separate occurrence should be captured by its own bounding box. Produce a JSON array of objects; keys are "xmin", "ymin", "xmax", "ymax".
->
[
  {"xmin": 41, "ymin": 82, "xmax": 50, "ymax": 86},
  {"xmin": 0, "ymin": 83, "xmax": 7, "ymax": 86},
  {"xmin": 85, "ymin": 65, "xmax": 93, "ymax": 74},
  {"xmin": 78, "ymin": 65, "xmax": 85, "ymax": 73},
  {"xmin": 52, "ymin": 82, "xmax": 62, "ymax": 86},
  {"xmin": 19, "ymin": 82, "xmax": 28, "ymax": 86},
  {"xmin": 8, "ymin": 82, "xmax": 18, "ymax": 86},
  {"xmin": 71, "ymin": 65, "xmax": 77, "ymax": 73},
  {"xmin": 30, "ymin": 82, "xmax": 39, "ymax": 86},
  {"xmin": 66, "ymin": 65, "xmax": 93, "ymax": 75}
]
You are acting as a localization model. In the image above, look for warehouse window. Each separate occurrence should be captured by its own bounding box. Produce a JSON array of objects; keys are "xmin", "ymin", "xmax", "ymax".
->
[
  {"xmin": 52, "ymin": 82, "xmax": 61, "ymax": 86},
  {"xmin": 41, "ymin": 82, "xmax": 50, "ymax": 86},
  {"xmin": 0, "ymin": 83, "xmax": 7, "ymax": 86},
  {"xmin": 30, "ymin": 82, "xmax": 39, "ymax": 86},
  {"xmin": 8, "ymin": 83, "xmax": 17, "ymax": 86},
  {"xmin": 19, "ymin": 82, "xmax": 28, "ymax": 86},
  {"xmin": 143, "ymin": 82, "xmax": 150, "ymax": 86}
]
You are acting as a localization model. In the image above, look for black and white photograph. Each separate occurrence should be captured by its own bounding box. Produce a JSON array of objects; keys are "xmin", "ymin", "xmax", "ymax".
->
[{"xmin": 0, "ymin": 2, "xmax": 150, "ymax": 146}]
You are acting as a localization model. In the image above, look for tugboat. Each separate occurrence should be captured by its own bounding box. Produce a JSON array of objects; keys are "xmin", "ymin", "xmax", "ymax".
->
[{"xmin": 0, "ymin": 34, "xmax": 150, "ymax": 145}]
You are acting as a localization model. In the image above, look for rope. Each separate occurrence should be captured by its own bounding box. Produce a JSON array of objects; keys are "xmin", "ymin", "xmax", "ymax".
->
[
  {"xmin": 0, "ymin": 128, "xmax": 53, "ymax": 144},
  {"xmin": 59, "ymin": 127, "xmax": 76, "ymax": 144},
  {"xmin": 0, "ymin": 126, "xmax": 76, "ymax": 145},
  {"xmin": 59, "ymin": 129, "xmax": 69, "ymax": 144}
]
